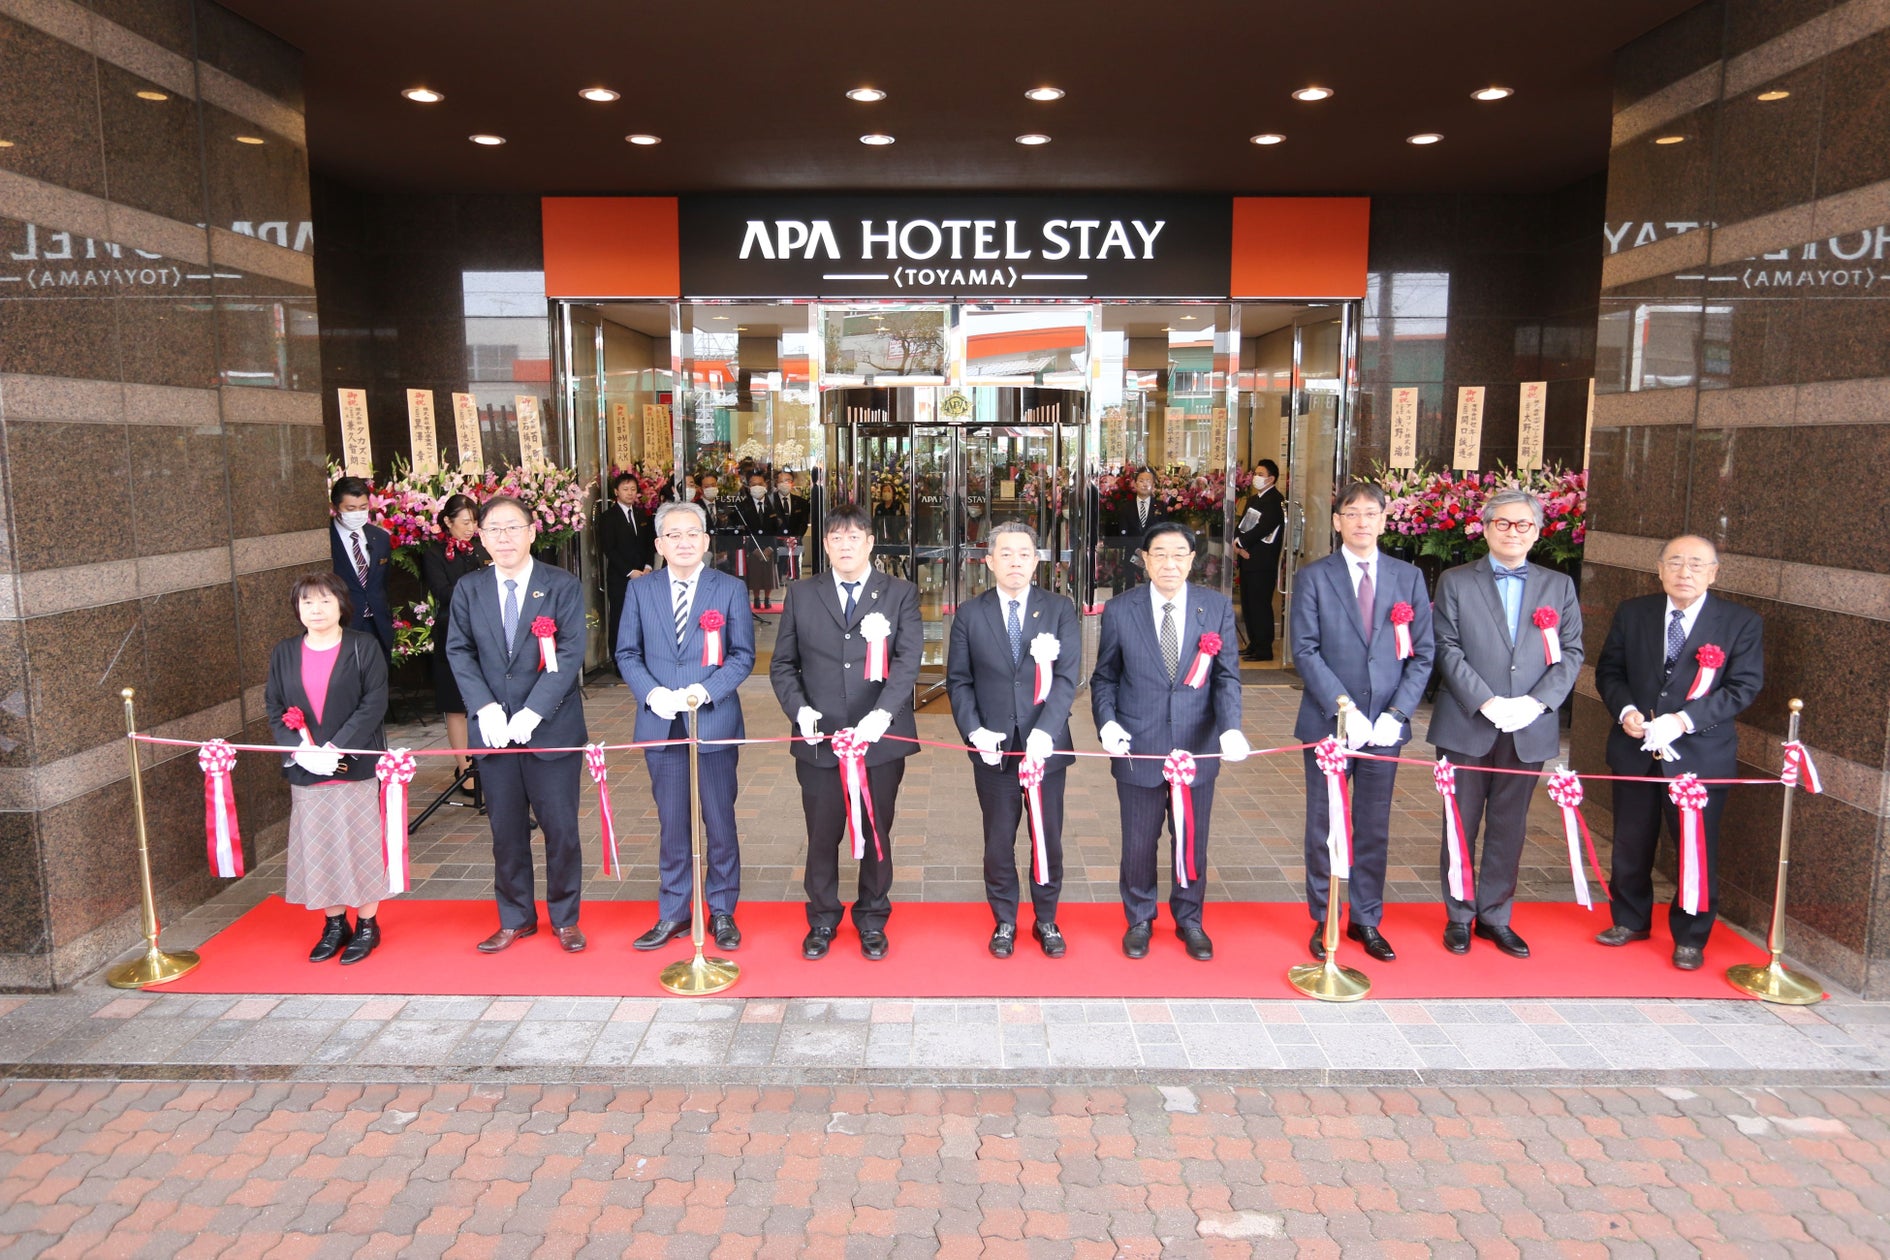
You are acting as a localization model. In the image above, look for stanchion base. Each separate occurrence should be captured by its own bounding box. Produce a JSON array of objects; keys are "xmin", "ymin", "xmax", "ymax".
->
[
  {"xmin": 659, "ymin": 954, "xmax": 740, "ymax": 996},
  {"xmin": 1726, "ymin": 960, "xmax": 1824, "ymax": 1005},
  {"xmin": 1287, "ymin": 958, "xmax": 1371, "ymax": 1002},
  {"xmin": 106, "ymin": 947, "xmax": 200, "ymax": 990}
]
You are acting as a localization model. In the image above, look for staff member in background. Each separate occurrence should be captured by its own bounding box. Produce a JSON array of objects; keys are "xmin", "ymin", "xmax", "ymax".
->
[
  {"xmin": 446, "ymin": 495, "xmax": 590, "ymax": 956},
  {"xmin": 946, "ymin": 522, "xmax": 1083, "ymax": 959},
  {"xmin": 265, "ymin": 572, "xmax": 391, "ymax": 966},
  {"xmin": 1233, "ymin": 459, "xmax": 1286, "ymax": 662},
  {"xmin": 1594, "ymin": 534, "xmax": 1763, "ymax": 970},
  {"xmin": 1426, "ymin": 489, "xmax": 1583, "ymax": 959},
  {"xmin": 616, "ymin": 501, "xmax": 756, "ymax": 953},
  {"xmin": 1291, "ymin": 482, "xmax": 1434, "ymax": 964},
  {"xmin": 1091, "ymin": 521, "xmax": 1249, "ymax": 962},
  {"xmin": 419, "ymin": 495, "xmax": 489, "ymax": 794},
  {"xmin": 598, "ymin": 472, "xmax": 657, "ymax": 658},
  {"xmin": 770, "ymin": 469, "xmax": 812, "ymax": 589},
  {"xmin": 729, "ymin": 472, "xmax": 778, "ymax": 613},
  {"xmin": 329, "ymin": 476, "xmax": 394, "ymax": 659},
  {"xmin": 771, "ymin": 502, "xmax": 924, "ymax": 962}
]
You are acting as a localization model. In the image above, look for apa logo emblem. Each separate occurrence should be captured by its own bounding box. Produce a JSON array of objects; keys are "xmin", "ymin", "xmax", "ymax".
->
[{"xmin": 940, "ymin": 392, "xmax": 972, "ymax": 419}]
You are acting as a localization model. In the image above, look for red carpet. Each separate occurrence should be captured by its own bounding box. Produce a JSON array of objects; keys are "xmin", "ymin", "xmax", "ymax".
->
[{"xmin": 159, "ymin": 899, "xmax": 1780, "ymax": 1000}]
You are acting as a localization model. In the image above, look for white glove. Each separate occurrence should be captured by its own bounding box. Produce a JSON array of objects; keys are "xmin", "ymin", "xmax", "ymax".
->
[
  {"xmin": 1099, "ymin": 720, "xmax": 1132, "ymax": 757},
  {"xmin": 507, "ymin": 709, "xmax": 542, "ymax": 747},
  {"xmin": 1342, "ymin": 708, "xmax": 1373, "ymax": 750},
  {"xmin": 646, "ymin": 687, "xmax": 684, "ymax": 721},
  {"xmin": 292, "ymin": 746, "xmax": 340, "ymax": 776},
  {"xmin": 796, "ymin": 706, "xmax": 824, "ymax": 742},
  {"xmin": 1024, "ymin": 728, "xmax": 1055, "ymax": 765},
  {"xmin": 682, "ymin": 683, "xmax": 711, "ymax": 710},
  {"xmin": 1219, "ymin": 729, "xmax": 1251, "ymax": 763},
  {"xmin": 969, "ymin": 727, "xmax": 1006, "ymax": 767},
  {"xmin": 476, "ymin": 703, "xmax": 510, "ymax": 749},
  {"xmin": 1500, "ymin": 698, "xmax": 1545, "ymax": 733},
  {"xmin": 1369, "ymin": 712, "xmax": 1404, "ymax": 747},
  {"xmin": 1641, "ymin": 712, "xmax": 1686, "ymax": 753},
  {"xmin": 855, "ymin": 708, "xmax": 893, "ymax": 744}
]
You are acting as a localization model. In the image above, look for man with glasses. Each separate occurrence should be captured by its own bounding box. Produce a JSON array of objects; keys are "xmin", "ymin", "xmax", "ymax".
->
[
  {"xmin": 445, "ymin": 495, "xmax": 590, "ymax": 955},
  {"xmin": 1594, "ymin": 535, "xmax": 1763, "ymax": 970},
  {"xmin": 1291, "ymin": 482, "xmax": 1434, "ymax": 963},
  {"xmin": 1427, "ymin": 489, "xmax": 1583, "ymax": 959},
  {"xmin": 616, "ymin": 501, "xmax": 756, "ymax": 953}
]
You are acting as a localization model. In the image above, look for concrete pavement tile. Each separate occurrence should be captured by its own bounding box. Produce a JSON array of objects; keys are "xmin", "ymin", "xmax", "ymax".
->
[
  {"xmin": 354, "ymin": 1020, "xmax": 474, "ymax": 1067},
  {"xmin": 497, "ymin": 1020, "xmax": 604, "ymax": 1066}
]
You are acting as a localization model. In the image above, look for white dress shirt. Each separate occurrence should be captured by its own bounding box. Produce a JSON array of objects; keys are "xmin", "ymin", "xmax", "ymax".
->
[
  {"xmin": 1148, "ymin": 581, "xmax": 1188, "ymax": 640},
  {"xmin": 1341, "ymin": 547, "xmax": 1380, "ymax": 598}
]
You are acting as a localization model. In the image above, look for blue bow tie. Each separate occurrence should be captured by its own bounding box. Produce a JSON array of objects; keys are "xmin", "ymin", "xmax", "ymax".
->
[{"xmin": 1492, "ymin": 566, "xmax": 1527, "ymax": 582}]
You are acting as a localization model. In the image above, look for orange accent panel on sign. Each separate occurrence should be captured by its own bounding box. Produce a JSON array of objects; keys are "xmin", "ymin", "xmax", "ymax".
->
[
  {"xmin": 1229, "ymin": 197, "xmax": 1370, "ymax": 299},
  {"xmin": 542, "ymin": 197, "xmax": 680, "ymax": 298}
]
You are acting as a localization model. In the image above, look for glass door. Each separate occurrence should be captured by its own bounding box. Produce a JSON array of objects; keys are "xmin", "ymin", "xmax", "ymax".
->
[{"xmin": 1280, "ymin": 314, "xmax": 1348, "ymax": 669}]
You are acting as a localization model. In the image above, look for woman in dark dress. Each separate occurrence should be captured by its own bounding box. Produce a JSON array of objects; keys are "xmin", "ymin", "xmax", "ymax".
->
[{"xmin": 419, "ymin": 494, "xmax": 488, "ymax": 790}]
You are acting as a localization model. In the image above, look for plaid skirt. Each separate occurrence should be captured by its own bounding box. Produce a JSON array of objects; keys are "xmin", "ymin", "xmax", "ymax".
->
[{"xmin": 286, "ymin": 779, "xmax": 387, "ymax": 910}]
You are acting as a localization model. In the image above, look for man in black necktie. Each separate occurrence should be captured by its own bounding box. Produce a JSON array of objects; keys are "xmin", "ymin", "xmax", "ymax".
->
[
  {"xmin": 598, "ymin": 472, "xmax": 656, "ymax": 658},
  {"xmin": 1593, "ymin": 534, "xmax": 1763, "ymax": 970},
  {"xmin": 328, "ymin": 476, "xmax": 394, "ymax": 659},
  {"xmin": 1108, "ymin": 467, "xmax": 1169, "ymax": 590}
]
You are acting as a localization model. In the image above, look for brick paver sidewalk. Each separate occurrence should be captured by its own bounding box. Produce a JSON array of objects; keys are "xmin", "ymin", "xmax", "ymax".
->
[{"xmin": 3, "ymin": 1080, "xmax": 1888, "ymax": 1257}]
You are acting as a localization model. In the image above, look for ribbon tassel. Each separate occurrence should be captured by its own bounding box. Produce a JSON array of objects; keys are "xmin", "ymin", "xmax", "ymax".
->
[
  {"xmin": 831, "ymin": 729, "xmax": 883, "ymax": 861},
  {"xmin": 1433, "ymin": 758, "xmax": 1475, "ymax": 905},
  {"xmin": 1781, "ymin": 741, "xmax": 1823, "ymax": 794},
  {"xmin": 375, "ymin": 749, "xmax": 417, "ymax": 895},
  {"xmin": 1313, "ymin": 738, "xmax": 1352, "ymax": 881},
  {"xmin": 1546, "ymin": 770, "xmax": 1608, "ymax": 908},
  {"xmin": 1162, "ymin": 750, "xmax": 1198, "ymax": 888},
  {"xmin": 1668, "ymin": 773, "xmax": 1710, "ymax": 915},
  {"xmin": 1019, "ymin": 758, "xmax": 1050, "ymax": 885},
  {"xmin": 198, "ymin": 739, "xmax": 245, "ymax": 878},
  {"xmin": 584, "ymin": 744, "xmax": 622, "ymax": 878}
]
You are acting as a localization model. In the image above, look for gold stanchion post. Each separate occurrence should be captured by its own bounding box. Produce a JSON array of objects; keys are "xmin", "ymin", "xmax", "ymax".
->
[
  {"xmin": 106, "ymin": 688, "xmax": 200, "ymax": 989},
  {"xmin": 1726, "ymin": 699, "xmax": 1824, "ymax": 1005},
  {"xmin": 659, "ymin": 692, "xmax": 739, "ymax": 995},
  {"xmin": 1288, "ymin": 695, "xmax": 1372, "ymax": 1001}
]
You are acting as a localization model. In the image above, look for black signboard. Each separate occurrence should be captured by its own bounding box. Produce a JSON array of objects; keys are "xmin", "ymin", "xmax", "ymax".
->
[{"xmin": 678, "ymin": 195, "xmax": 1232, "ymax": 299}]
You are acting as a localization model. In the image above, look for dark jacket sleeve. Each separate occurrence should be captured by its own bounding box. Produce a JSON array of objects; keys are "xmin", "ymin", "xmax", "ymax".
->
[
  {"xmin": 879, "ymin": 581, "xmax": 923, "ymax": 714},
  {"xmin": 1682, "ymin": 604, "xmax": 1763, "ymax": 733},
  {"xmin": 1209, "ymin": 596, "xmax": 1243, "ymax": 734},
  {"xmin": 1089, "ymin": 601, "xmax": 1123, "ymax": 730},
  {"xmin": 1036, "ymin": 597, "xmax": 1084, "ymax": 740},
  {"xmin": 1594, "ymin": 603, "xmax": 1636, "ymax": 721},
  {"xmin": 328, "ymin": 632, "xmax": 390, "ymax": 752},
  {"xmin": 419, "ymin": 543, "xmax": 454, "ymax": 606},
  {"xmin": 769, "ymin": 585, "xmax": 812, "ymax": 719},
  {"xmin": 945, "ymin": 603, "xmax": 983, "ymax": 740}
]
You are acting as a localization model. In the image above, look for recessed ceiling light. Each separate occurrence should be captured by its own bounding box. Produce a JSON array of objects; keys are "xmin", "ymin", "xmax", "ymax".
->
[
  {"xmin": 625, "ymin": 133, "xmax": 661, "ymax": 145},
  {"xmin": 845, "ymin": 87, "xmax": 887, "ymax": 102},
  {"xmin": 1249, "ymin": 133, "xmax": 1285, "ymax": 145},
  {"xmin": 401, "ymin": 87, "xmax": 444, "ymax": 104},
  {"xmin": 1653, "ymin": 134, "xmax": 1687, "ymax": 145},
  {"xmin": 1291, "ymin": 86, "xmax": 1333, "ymax": 102},
  {"xmin": 1471, "ymin": 85, "xmax": 1513, "ymax": 101},
  {"xmin": 469, "ymin": 133, "xmax": 506, "ymax": 146},
  {"xmin": 1756, "ymin": 88, "xmax": 1791, "ymax": 101},
  {"xmin": 135, "ymin": 89, "xmax": 169, "ymax": 101},
  {"xmin": 1024, "ymin": 86, "xmax": 1065, "ymax": 102},
  {"xmin": 1179, "ymin": 314, "xmax": 1197, "ymax": 321},
  {"xmin": 1015, "ymin": 133, "xmax": 1051, "ymax": 145},
  {"xmin": 860, "ymin": 133, "xmax": 895, "ymax": 145},
  {"xmin": 1160, "ymin": 326, "xmax": 1175, "ymax": 332},
  {"xmin": 712, "ymin": 315, "xmax": 729, "ymax": 321},
  {"xmin": 1406, "ymin": 132, "xmax": 1444, "ymax": 145},
  {"xmin": 0, "ymin": 139, "xmax": 14, "ymax": 148},
  {"xmin": 734, "ymin": 326, "xmax": 748, "ymax": 331},
  {"xmin": 233, "ymin": 134, "xmax": 265, "ymax": 145},
  {"xmin": 579, "ymin": 87, "xmax": 621, "ymax": 103}
]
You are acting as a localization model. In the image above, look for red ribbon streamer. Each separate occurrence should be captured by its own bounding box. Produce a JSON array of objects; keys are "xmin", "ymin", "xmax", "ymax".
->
[
  {"xmin": 1668, "ymin": 772, "xmax": 1711, "ymax": 914},
  {"xmin": 584, "ymin": 743, "xmax": 621, "ymax": 878},
  {"xmin": 1546, "ymin": 770, "xmax": 1610, "ymax": 907},
  {"xmin": 1162, "ymin": 750, "xmax": 1198, "ymax": 886},
  {"xmin": 375, "ymin": 749, "xmax": 417, "ymax": 895},
  {"xmin": 198, "ymin": 739, "xmax": 244, "ymax": 878},
  {"xmin": 1018, "ymin": 757, "xmax": 1050, "ymax": 885},
  {"xmin": 1313, "ymin": 738, "xmax": 1353, "ymax": 879},
  {"xmin": 831, "ymin": 729, "xmax": 883, "ymax": 861},
  {"xmin": 1433, "ymin": 758, "xmax": 1475, "ymax": 905}
]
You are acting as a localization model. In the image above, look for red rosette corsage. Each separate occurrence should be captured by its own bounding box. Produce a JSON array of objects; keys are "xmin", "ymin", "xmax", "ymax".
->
[
  {"xmin": 1389, "ymin": 602, "xmax": 1415, "ymax": 625},
  {"xmin": 1388, "ymin": 601, "xmax": 1417, "ymax": 660},
  {"xmin": 1197, "ymin": 631, "xmax": 1222, "ymax": 656},
  {"xmin": 282, "ymin": 706, "xmax": 307, "ymax": 733},
  {"xmin": 531, "ymin": 616, "xmax": 557, "ymax": 638},
  {"xmin": 531, "ymin": 616, "xmax": 559, "ymax": 672},
  {"xmin": 1532, "ymin": 607, "xmax": 1559, "ymax": 629},
  {"xmin": 698, "ymin": 610, "xmax": 726, "ymax": 632},
  {"xmin": 1695, "ymin": 643, "xmax": 1725, "ymax": 669},
  {"xmin": 699, "ymin": 608, "xmax": 727, "ymax": 666}
]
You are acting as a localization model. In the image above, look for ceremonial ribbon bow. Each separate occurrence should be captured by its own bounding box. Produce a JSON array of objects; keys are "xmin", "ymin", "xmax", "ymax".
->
[
  {"xmin": 375, "ymin": 749, "xmax": 417, "ymax": 895},
  {"xmin": 198, "ymin": 739, "xmax": 244, "ymax": 878},
  {"xmin": 1781, "ymin": 741, "xmax": 1823, "ymax": 794},
  {"xmin": 1532, "ymin": 606, "xmax": 1562, "ymax": 665},
  {"xmin": 1668, "ymin": 773, "xmax": 1711, "ymax": 914},
  {"xmin": 532, "ymin": 616, "xmax": 559, "ymax": 672},
  {"xmin": 699, "ymin": 609, "xmax": 725, "ymax": 667},
  {"xmin": 1018, "ymin": 757, "xmax": 1051, "ymax": 886},
  {"xmin": 1183, "ymin": 633, "xmax": 1221, "ymax": 690},
  {"xmin": 1312, "ymin": 738, "xmax": 1353, "ymax": 880},
  {"xmin": 1546, "ymin": 770, "xmax": 1609, "ymax": 909},
  {"xmin": 1433, "ymin": 758, "xmax": 1475, "ymax": 904},
  {"xmin": 1162, "ymin": 750, "xmax": 1199, "ymax": 887},
  {"xmin": 1685, "ymin": 644, "xmax": 1724, "ymax": 702},
  {"xmin": 830, "ymin": 729, "xmax": 883, "ymax": 861},
  {"xmin": 584, "ymin": 744, "xmax": 622, "ymax": 878},
  {"xmin": 1389, "ymin": 602, "xmax": 1416, "ymax": 660},
  {"xmin": 1028, "ymin": 633, "xmax": 1059, "ymax": 705}
]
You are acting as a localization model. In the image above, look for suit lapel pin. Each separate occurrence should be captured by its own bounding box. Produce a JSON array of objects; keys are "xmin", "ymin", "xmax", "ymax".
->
[
  {"xmin": 872, "ymin": 591, "xmax": 879, "ymax": 600},
  {"xmin": 531, "ymin": 590, "xmax": 545, "ymax": 599}
]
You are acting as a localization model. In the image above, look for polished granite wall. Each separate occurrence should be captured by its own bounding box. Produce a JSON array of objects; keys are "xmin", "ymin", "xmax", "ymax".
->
[
  {"xmin": 1576, "ymin": 0, "xmax": 1890, "ymax": 996},
  {"xmin": 0, "ymin": 0, "xmax": 320, "ymax": 988}
]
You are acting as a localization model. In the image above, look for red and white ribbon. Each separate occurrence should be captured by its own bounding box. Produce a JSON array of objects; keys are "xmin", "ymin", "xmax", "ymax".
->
[
  {"xmin": 1028, "ymin": 632, "xmax": 1059, "ymax": 705},
  {"xmin": 735, "ymin": 545, "xmax": 745, "ymax": 577},
  {"xmin": 831, "ymin": 728, "xmax": 883, "ymax": 861},
  {"xmin": 532, "ymin": 616, "xmax": 559, "ymax": 672},
  {"xmin": 1546, "ymin": 770, "xmax": 1609, "ymax": 909},
  {"xmin": 1685, "ymin": 643, "xmax": 1724, "ymax": 702},
  {"xmin": 584, "ymin": 743, "xmax": 621, "ymax": 878},
  {"xmin": 786, "ymin": 538, "xmax": 800, "ymax": 581},
  {"xmin": 1668, "ymin": 773, "xmax": 1711, "ymax": 915},
  {"xmin": 375, "ymin": 749, "xmax": 416, "ymax": 895},
  {"xmin": 198, "ymin": 739, "xmax": 244, "ymax": 878},
  {"xmin": 281, "ymin": 705, "xmax": 314, "ymax": 749},
  {"xmin": 1781, "ymin": 741, "xmax": 1823, "ymax": 794},
  {"xmin": 861, "ymin": 612, "xmax": 891, "ymax": 682},
  {"xmin": 1433, "ymin": 758, "xmax": 1475, "ymax": 904},
  {"xmin": 1183, "ymin": 632, "xmax": 1221, "ymax": 690},
  {"xmin": 1163, "ymin": 750, "xmax": 1199, "ymax": 888},
  {"xmin": 1532, "ymin": 607, "xmax": 1562, "ymax": 665},
  {"xmin": 1389, "ymin": 602, "xmax": 1415, "ymax": 660},
  {"xmin": 699, "ymin": 609, "xmax": 725, "ymax": 667},
  {"xmin": 1018, "ymin": 757, "xmax": 1050, "ymax": 886},
  {"xmin": 1313, "ymin": 737, "xmax": 1352, "ymax": 881}
]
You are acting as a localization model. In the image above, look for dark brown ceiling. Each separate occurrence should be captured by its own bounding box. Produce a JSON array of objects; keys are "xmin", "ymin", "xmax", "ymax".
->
[{"xmin": 219, "ymin": 0, "xmax": 1698, "ymax": 196}]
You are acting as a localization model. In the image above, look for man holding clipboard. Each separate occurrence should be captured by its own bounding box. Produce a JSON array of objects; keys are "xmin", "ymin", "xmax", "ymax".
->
[{"xmin": 1233, "ymin": 460, "xmax": 1286, "ymax": 661}]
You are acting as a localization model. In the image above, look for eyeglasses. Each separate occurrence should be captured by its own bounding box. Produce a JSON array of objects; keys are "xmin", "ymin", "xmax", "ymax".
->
[
  {"xmin": 480, "ymin": 524, "xmax": 529, "ymax": 539},
  {"xmin": 1337, "ymin": 510, "xmax": 1383, "ymax": 522},
  {"xmin": 1486, "ymin": 518, "xmax": 1538, "ymax": 534},
  {"xmin": 1661, "ymin": 557, "xmax": 1716, "ymax": 574},
  {"xmin": 661, "ymin": 530, "xmax": 705, "ymax": 542}
]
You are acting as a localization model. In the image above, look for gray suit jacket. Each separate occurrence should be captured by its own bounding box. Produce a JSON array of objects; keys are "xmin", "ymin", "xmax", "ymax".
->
[
  {"xmin": 445, "ymin": 560, "xmax": 588, "ymax": 757},
  {"xmin": 1425, "ymin": 560, "xmax": 1583, "ymax": 763}
]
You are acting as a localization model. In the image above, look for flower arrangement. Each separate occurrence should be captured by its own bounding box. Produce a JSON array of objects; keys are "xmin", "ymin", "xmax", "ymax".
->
[
  {"xmin": 327, "ymin": 457, "xmax": 590, "ymax": 575},
  {"xmin": 1096, "ymin": 464, "xmax": 1255, "ymax": 517},
  {"xmin": 390, "ymin": 600, "xmax": 436, "ymax": 666},
  {"xmin": 1374, "ymin": 462, "xmax": 1587, "ymax": 566},
  {"xmin": 606, "ymin": 465, "xmax": 676, "ymax": 513}
]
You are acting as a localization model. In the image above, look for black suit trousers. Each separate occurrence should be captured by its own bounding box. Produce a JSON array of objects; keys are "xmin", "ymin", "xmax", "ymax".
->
[
  {"xmin": 1117, "ymin": 776, "xmax": 1215, "ymax": 929},
  {"xmin": 1238, "ymin": 546, "xmax": 1281, "ymax": 654},
  {"xmin": 606, "ymin": 573, "xmax": 630, "ymax": 658},
  {"xmin": 1434, "ymin": 735, "xmax": 1541, "ymax": 927},
  {"xmin": 1609, "ymin": 778, "xmax": 1726, "ymax": 948},
  {"xmin": 971, "ymin": 758, "xmax": 1065, "ymax": 926},
  {"xmin": 797, "ymin": 757, "xmax": 904, "ymax": 931},
  {"xmin": 1303, "ymin": 749, "xmax": 1398, "ymax": 926},
  {"xmin": 479, "ymin": 750, "xmax": 584, "ymax": 929}
]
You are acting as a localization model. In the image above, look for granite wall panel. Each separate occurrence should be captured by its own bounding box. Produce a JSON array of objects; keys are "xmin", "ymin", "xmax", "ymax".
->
[{"xmin": 4, "ymin": 420, "xmax": 134, "ymax": 571}]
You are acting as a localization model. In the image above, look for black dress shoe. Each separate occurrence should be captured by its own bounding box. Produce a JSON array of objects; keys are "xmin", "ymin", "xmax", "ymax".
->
[
  {"xmin": 989, "ymin": 923, "xmax": 1017, "ymax": 958},
  {"xmin": 1673, "ymin": 945, "xmax": 1705, "ymax": 971},
  {"xmin": 1443, "ymin": 922, "xmax": 1471, "ymax": 955},
  {"xmin": 1346, "ymin": 923, "xmax": 1397, "ymax": 962},
  {"xmin": 1032, "ymin": 922, "xmax": 1066, "ymax": 958},
  {"xmin": 859, "ymin": 928, "xmax": 889, "ymax": 961},
  {"xmin": 309, "ymin": 914, "xmax": 352, "ymax": 963},
  {"xmin": 1177, "ymin": 923, "xmax": 1214, "ymax": 962},
  {"xmin": 711, "ymin": 913, "xmax": 741, "ymax": 950},
  {"xmin": 1253, "ymin": 650, "xmax": 1274, "ymax": 662},
  {"xmin": 1475, "ymin": 922, "xmax": 1530, "ymax": 959},
  {"xmin": 631, "ymin": 919, "xmax": 690, "ymax": 951},
  {"xmin": 1122, "ymin": 921, "xmax": 1152, "ymax": 959},
  {"xmin": 802, "ymin": 925, "xmax": 835, "ymax": 960},
  {"xmin": 1596, "ymin": 925, "xmax": 1652, "ymax": 946},
  {"xmin": 339, "ymin": 915, "xmax": 380, "ymax": 965},
  {"xmin": 1309, "ymin": 929, "xmax": 1327, "ymax": 961}
]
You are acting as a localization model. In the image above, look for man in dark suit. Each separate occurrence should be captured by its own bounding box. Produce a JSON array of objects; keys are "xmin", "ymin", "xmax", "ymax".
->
[
  {"xmin": 1594, "ymin": 534, "xmax": 1763, "ymax": 970},
  {"xmin": 598, "ymin": 472, "xmax": 657, "ymax": 659},
  {"xmin": 1233, "ymin": 459, "xmax": 1287, "ymax": 661},
  {"xmin": 946, "ymin": 521, "xmax": 1083, "ymax": 959},
  {"xmin": 769, "ymin": 470, "xmax": 812, "ymax": 588},
  {"xmin": 1427, "ymin": 489, "xmax": 1583, "ymax": 959},
  {"xmin": 1106, "ymin": 467, "xmax": 1169, "ymax": 591},
  {"xmin": 1091, "ymin": 521, "xmax": 1249, "ymax": 962},
  {"xmin": 445, "ymin": 495, "xmax": 590, "ymax": 955},
  {"xmin": 770, "ymin": 502, "xmax": 924, "ymax": 961},
  {"xmin": 329, "ymin": 475, "xmax": 394, "ymax": 658},
  {"xmin": 1291, "ymin": 482, "xmax": 1435, "ymax": 963},
  {"xmin": 616, "ymin": 500, "xmax": 755, "ymax": 952}
]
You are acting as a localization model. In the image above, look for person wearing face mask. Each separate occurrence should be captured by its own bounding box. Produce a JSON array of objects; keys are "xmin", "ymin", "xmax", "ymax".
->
[
  {"xmin": 328, "ymin": 476, "xmax": 394, "ymax": 659},
  {"xmin": 729, "ymin": 473, "xmax": 778, "ymax": 613},
  {"xmin": 769, "ymin": 471, "xmax": 811, "ymax": 588},
  {"xmin": 1233, "ymin": 460, "xmax": 1286, "ymax": 662},
  {"xmin": 420, "ymin": 495, "xmax": 489, "ymax": 791}
]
